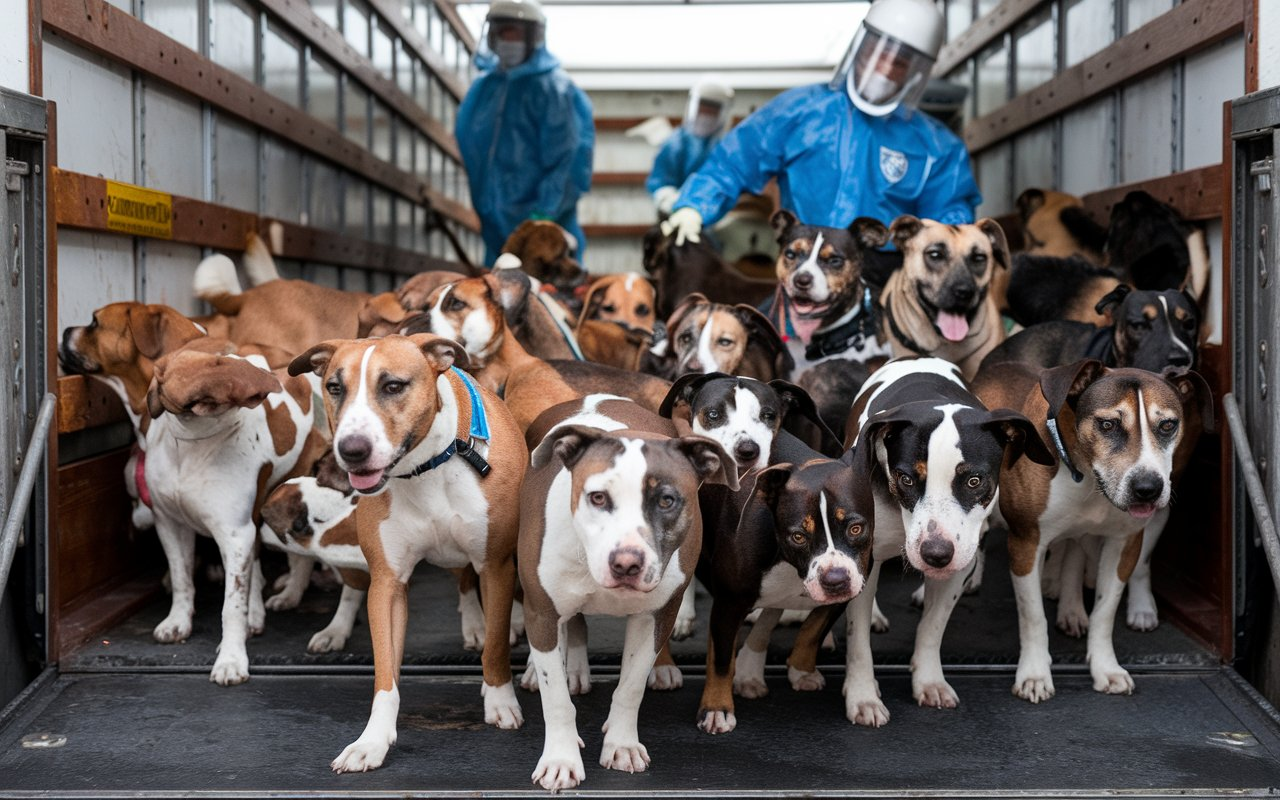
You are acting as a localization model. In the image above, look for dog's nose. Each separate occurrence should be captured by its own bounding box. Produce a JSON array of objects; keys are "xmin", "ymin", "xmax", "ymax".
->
[
  {"xmin": 949, "ymin": 284, "xmax": 976, "ymax": 306},
  {"xmin": 609, "ymin": 547, "xmax": 645, "ymax": 579},
  {"xmin": 1167, "ymin": 350, "xmax": 1192, "ymax": 367},
  {"xmin": 735, "ymin": 441, "xmax": 760, "ymax": 464},
  {"xmin": 820, "ymin": 566, "xmax": 850, "ymax": 593},
  {"xmin": 793, "ymin": 271, "xmax": 814, "ymax": 290},
  {"xmin": 338, "ymin": 436, "xmax": 372, "ymax": 464},
  {"xmin": 920, "ymin": 537, "xmax": 955, "ymax": 569},
  {"xmin": 1130, "ymin": 472, "xmax": 1165, "ymax": 503}
]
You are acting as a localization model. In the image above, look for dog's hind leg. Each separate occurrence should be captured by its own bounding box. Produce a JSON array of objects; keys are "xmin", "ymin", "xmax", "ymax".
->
[
  {"xmin": 788, "ymin": 604, "xmax": 842, "ymax": 692},
  {"xmin": 734, "ymin": 607, "xmax": 781, "ymax": 699},
  {"xmin": 266, "ymin": 552, "xmax": 313, "ymax": 611},
  {"xmin": 309, "ymin": 583, "xmax": 366, "ymax": 653},
  {"xmin": 454, "ymin": 565, "xmax": 485, "ymax": 651},
  {"xmin": 209, "ymin": 523, "xmax": 256, "ymax": 686},
  {"xmin": 152, "ymin": 520, "xmax": 198, "ymax": 643},
  {"xmin": 1054, "ymin": 539, "xmax": 1090, "ymax": 637},
  {"xmin": 248, "ymin": 558, "xmax": 266, "ymax": 635},
  {"xmin": 671, "ymin": 582, "xmax": 697, "ymax": 640}
]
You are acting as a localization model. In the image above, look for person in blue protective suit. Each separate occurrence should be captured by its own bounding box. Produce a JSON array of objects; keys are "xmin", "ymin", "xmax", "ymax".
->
[
  {"xmin": 647, "ymin": 78, "xmax": 734, "ymax": 218},
  {"xmin": 455, "ymin": 0, "xmax": 594, "ymax": 266},
  {"xmin": 662, "ymin": 0, "xmax": 982, "ymax": 246}
]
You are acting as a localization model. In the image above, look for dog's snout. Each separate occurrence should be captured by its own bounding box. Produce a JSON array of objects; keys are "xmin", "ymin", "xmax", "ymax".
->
[
  {"xmin": 609, "ymin": 547, "xmax": 646, "ymax": 579},
  {"xmin": 793, "ymin": 271, "xmax": 814, "ymax": 290},
  {"xmin": 920, "ymin": 537, "xmax": 955, "ymax": 569},
  {"xmin": 1167, "ymin": 350, "xmax": 1193, "ymax": 367},
  {"xmin": 949, "ymin": 283, "xmax": 976, "ymax": 307},
  {"xmin": 337, "ymin": 436, "xmax": 372, "ymax": 464},
  {"xmin": 820, "ymin": 566, "xmax": 851, "ymax": 593},
  {"xmin": 1130, "ymin": 472, "xmax": 1164, "ymax": 503},
  {"xmin": 734, "ymin": 440, "xmax": 760, "ymax": 464}
]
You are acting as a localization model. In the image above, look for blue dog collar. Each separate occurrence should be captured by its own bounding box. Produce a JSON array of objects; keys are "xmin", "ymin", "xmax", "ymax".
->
[
  {"xmin": 398, "ymin": 367, "xmax": 492, "ymax": 479},
  {"xmin": 452, "ymin": 366, "xmax": 490, "ymax": 441}
]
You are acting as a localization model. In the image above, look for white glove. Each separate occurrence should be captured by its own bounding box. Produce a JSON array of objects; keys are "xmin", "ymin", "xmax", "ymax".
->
[
  {"xmin": 653, "ymin": 185, "xmax": 680, "ymax": 215},
  {"xmin": 660, "ymin": 207, "xmax": 703, "ymax": 246}
]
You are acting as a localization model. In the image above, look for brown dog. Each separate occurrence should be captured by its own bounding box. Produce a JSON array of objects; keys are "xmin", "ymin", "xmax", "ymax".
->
[
  {"xmin": 501, "ymin": 219, "xmax": 587, "ymax": 299},
  {"xmin": 878, "ymin": 216, "xmax": 1010, "ymax": 379},
  {"xmin": 661, "ymin": 292, "xmax": 793, "ymax": 382},
  {"xmin": 578, "ymin": 273, "xmax": 657, "ymax": 334}
]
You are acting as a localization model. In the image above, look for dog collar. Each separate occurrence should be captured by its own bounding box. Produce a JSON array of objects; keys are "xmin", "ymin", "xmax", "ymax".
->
[
  {"xmin": 882, "ymin": 294, "xmax": 929, "ymax": 356},
  {"xmin": 532, "ymin": 284, "xmax": 585, "ymax": 361},
  {"xmin": 804, "ymin": 288, "xmax": 879, "ymax": 361},
  {"xmin": 398, "ymin": 367, "xmax": 492, "ymax": 479},
  {"xmin": 133, "ymin": 444, "xmax": 152, "ymax": 509},
  {"xmin": 1045, "ymin": 413, "xmax": 1084, "ymax": 483}
]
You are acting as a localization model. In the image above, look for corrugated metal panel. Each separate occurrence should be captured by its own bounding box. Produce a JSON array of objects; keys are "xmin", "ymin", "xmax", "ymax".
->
[
  {"xmin": 1183, "ymin": 35, "xmax": 1244, "ymax": 171},
  {"xmin": 1120, "ymin": 67, "xmax": 1175, "ymax": 183},
  {"xmin": 1013, "ymin": 122, "xmax": 1055, "ymax": 197},
  {"xmin": 142, "ymin": 0, "xmax": 201, "ymax": 51},
  {"xmin": 1065, "ymin": 0, "xmax": 1114, "ymax": 68},
  {"xmin": 213, "ymin": 114, "xmax": 260, "ymax": 212},
  {"xmin": 1124, "ymin": 0, "xmax": 1173, "ymax": 35},
  {"xmin": 42, "ymin": 36, "xmax": 135, "ymax": 182},
  {"xmin": 1013, "ymin": 9, "xmax": 1055, "ymax": 97},
  {"xmin": 975, "ymin": 141, "xmax": 1011, "ymax": 218},
  {"xmin": 56, "ymin": 230, "xmax": 135, "ymax": 333},
  {"xmin": 141, "ymin": 80, "xmax": 204, "ymax": 199},
  {"xmin": 263, "ymin": 134, "xmax": 304, "ymax": 222},
  {"xmin": 142, "ymin": 241, "xmax": 203, "ymax": 315},
  {"xmin": 1060, "ymin": 96, "xmax": 1114, "ymax": 196}
]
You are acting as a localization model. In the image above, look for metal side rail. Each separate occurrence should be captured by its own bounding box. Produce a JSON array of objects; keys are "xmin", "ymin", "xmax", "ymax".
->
[
  {"xmin": 1224, "ymin": 393, "xmax": 1280, "ymax": 592},
  {"xmin": 0, "ymin": 393, "xmax": 55, "ymax": 601}
]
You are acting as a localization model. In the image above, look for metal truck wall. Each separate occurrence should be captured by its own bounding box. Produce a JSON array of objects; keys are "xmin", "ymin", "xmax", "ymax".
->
[{"xmin": 0, "ymin": 88, "xmax": 49, "ymax": 710}]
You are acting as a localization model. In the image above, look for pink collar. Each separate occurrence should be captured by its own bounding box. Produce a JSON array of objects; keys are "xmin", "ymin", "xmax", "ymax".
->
[{"xmin": 134, "ymin": 446, "xmax": 152, "ymax": 509}]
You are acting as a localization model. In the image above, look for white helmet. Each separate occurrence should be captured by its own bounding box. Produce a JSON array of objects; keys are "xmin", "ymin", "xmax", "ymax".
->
[
  {"xmin": 684, "ymin": 77, "xmax": 734, "ymax": 138},
  {"xmin": 830, "ymin": 0, "xmax": 945, "ymax": 117},
  {"xmin": 483, "ymin": 0, "xmax": 546, "ymax": 70}
]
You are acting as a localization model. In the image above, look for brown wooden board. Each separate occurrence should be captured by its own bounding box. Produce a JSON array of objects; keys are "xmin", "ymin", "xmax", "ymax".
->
[
  {"xmin": 57, "ymin": 376, "xmax": 128, "ymax": 435},
  {"xmin": 363, "ymin": 0, "xmax": 468, "ymax": 101},
  {"xmin": 934, "ymin": 0, "xmax": 1041, "ymax": 77},
  {"xmin": 1081, "ymin": 165, "xmax": 1224, "ymax": 223},
  {"xmin": 592, "ymin": 172, "xmax": 648, "ymax": 187},
  {"xmin": 434, "ymin": 0, "xmax": 477, "ymax": 54}
]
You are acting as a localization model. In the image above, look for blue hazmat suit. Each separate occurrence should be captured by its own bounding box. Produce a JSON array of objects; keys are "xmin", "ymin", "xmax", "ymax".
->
[
  {"xmin": 645, "ymin": 126, "xmax": 721, "ymax": 196},
  {"xmin": 674, "ymin": 83, "xmax": 982, "ymax": 228},
  {"xmin": 456, "ymin": 47, "xmax": 594, "ymax": 266}
]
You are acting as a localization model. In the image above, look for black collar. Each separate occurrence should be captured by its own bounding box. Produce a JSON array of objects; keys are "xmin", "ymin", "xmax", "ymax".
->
[
  {"xmin": 398, "ymin": 436, "xmax": 491, "ymax": 479},
  {"xmin": 1044, "ymin": 411, "xmax": 1084, "ymax": 483},
  {"xmin": 882, "ymin": 294, "xmax": 928, "ymax": 356},
  {"xmin": 804, "ymin": 288, "xmax": 879, "ymax": 361}
]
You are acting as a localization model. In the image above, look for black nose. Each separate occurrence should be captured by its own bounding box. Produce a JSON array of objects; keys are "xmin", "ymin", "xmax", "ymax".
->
[
  {"xmin": 920, "ymin": 537, "xmax": 955, "ymax": 569},
  {"xmin": 735, "ymin": 441, "xmax": 760, "ymax": 463},
  {"xmin": 1167, "ymin": 350, "xmax": 1192, "ymax": 367},
  {"xmin": 1130, "ymin": 472, "xmax": 1164, "ymax": 503},
  {"xmin": 338, "ymin": 436, "xmax": 372, "ymax": 464},
  {"xmin": 820, "ymin": 566, "xmax": 850, "ymax": 593},
  {"xmin": 793, "ymin": 271, "xmax": 813, "ymax": 289},
  {"xmin": 609, "ymin": 547, "xmax": 645, "ymax": 579},
  {"xmin": 949, "ymin": 284, "xmax": 976, "ymax": 306}
]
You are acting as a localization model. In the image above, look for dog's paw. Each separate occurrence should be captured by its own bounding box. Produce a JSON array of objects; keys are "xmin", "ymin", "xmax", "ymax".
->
[
  {"xmin": 460, "ymin": 621, "xmax": 485, "ymax": 652},
  {"xmin": 871, "ymin": 604, "xmax": 890, "ymax": 634},
  {"xmin": 1012, "ymin": 674, "xmax": 1055, "ymax": 704},
  {"xmin": 733, "ymin": 646, "xmax": 767, "ymax": 698},
  {"xmin": 1055, "ymin": 606, "xmax": 1089, "ymax": 638},
  {"xmin": 272, "ymin": 572, "xmax": 291, "ymax": 592},
  {"xmin": 845, "ymin": 697, "xmax": 890, "ymax": 727},
  {"xmin": 914, "ymin": 680, "xmax": 959, "ymax": 709},
  {"xmin": 531, "ymin": 744, "xmax": 585, "ymax": 792},
  {"xmin": 788, "ymin": 665, "xmax": 825, "ymax": 692},
  {"xmin": 647, "ymin": 664, "xmax": 683, "ymax": 691},
  {"xmin": 600, "ymin": 740, "xmax": 650, "ymax": 774},
  {"xmin": 153, "ymin": 615, "xmax": 192, "ymax": 643},
  {"xmin": 248, "ymin": 604, "xmax": 266, "ymax": 636},
  {"xmin": 669, "ymin": 614, "xmax": 695, "ymax": 641},
  {"xmin": 481, "ymin": 681, "xmax": 524, "ymax": 729},
  {"xmin": 909, "ymin": 583, "xmax": 925, "ymax": 608},
  {"xmin": 566, "ymin": 660, "xmax": 591, "ymax": 696},
  {"xmin": 1092, "ymin": 666, "xmax": 1134, "ymax": 695},
  {"xmin": 209, "ymin": 653, "xmax": 250, "ymax": 686},
  {"xmin": 519, "ymin": 663, "xmax": 540, "ymax": 693},
  {"xmin": 308, "ymin": 626, "xmax": 350, "ymax": 653},
  {"xmin": 331, "ymin": 738, "xmax": 391, "ymax": 773},
  {"xmin": 697, "ymin": 709, "xmax": 737, "ymax": 735},
  {"xmin": 734, "ymin": 673, "xmax": 769, "ymax": 699},
  {"xmin": 265, "ymin": 589, "xmax": 302, "ymax": 612},
  {"xmin": 1126, "ymin": 592, "xmax": 1159, "ymax": 631}
]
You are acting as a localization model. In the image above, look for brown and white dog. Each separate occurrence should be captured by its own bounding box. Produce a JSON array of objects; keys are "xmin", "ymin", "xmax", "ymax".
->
[
  {"xmin": 143, "ymin": 340, "xmax": 329, "ymax": 685},
  {"xmin": 501, "ymin": 219, "xmax": 588, "ymax": 302},
  {"xmin": 878, "ymin": 216, "xmax": 1011, "ymax": 379},
  {"xmin": 972, "ymin": 359, "xmax": 1212, "ymax": 702},
  {"xmin": 659, "ymin": 293, "xmax": 793, "ymax": 382},
  {"xmin": 289, "ymin": 334, "xmax": 526, "ymax": 772},
  {"xmin": 578, "ymin": 273, "xmax": 657, "ymax": 335},
  {"xmin": 519, "ymin": 396, "xmax": 737, "ymax": 791}
]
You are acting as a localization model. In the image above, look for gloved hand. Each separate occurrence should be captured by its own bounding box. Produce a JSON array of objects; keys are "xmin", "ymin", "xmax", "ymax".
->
[
  {"xmin": 653, "ymin": 185, "xmax": 680, "ymax": 216},
  {"xmin": 660, "ymin": 207, "xmax": 703, "ymax": 246}
]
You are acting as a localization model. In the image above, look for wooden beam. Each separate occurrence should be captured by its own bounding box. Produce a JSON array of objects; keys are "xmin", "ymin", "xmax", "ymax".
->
[
  {"xmin": 57, "ymin": 376, "xmax": 128, "ymax": 435},
  {"xmin": 361, "ymin": 0, "xmax": 469, "ymax": 100},
  {"xmin": 52, "ymin": 168, "xmax": 474, "ymax": 275},
  {"xmin": 963, "ymin": 0, "xmax": 1244, "ymax": 155},
  {"xmin": 42, "ymin": 0, "xmax": 479, "ymax": 231},
  {"xmin": 582, "ymin": 224, "xmax": 652, "ymax": 237},
  {"xmin": 435, "ymin": 0, "xmax": 477, "ymax": 55},
  {"xmin": 593, "ymin": 172, "xmax": 648, "ymax": 187},
  {"xmin": 1080, "ymin": 164, "xmax": 1223, "ymax": 223},
  {"xmin": 935, "ymin": 0, "xmax": 1041, "ymax": 78}
]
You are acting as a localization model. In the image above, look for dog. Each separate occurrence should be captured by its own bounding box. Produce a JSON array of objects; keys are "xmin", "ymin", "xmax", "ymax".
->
[
  {"xmin": 1005, "ymin": 254, "xmax": 1126, "ymax": 328},
  {"xmin": 143, "ymin": 340, "xmax": 329, "ymax": 685},
  {"xmin": 1104, "ymin": 190, "xmax": 1211, "ymax": 302},
  {"xmin": 832, "ymin": 357, "xmax": 1052, "ymax": 725},
  {"xmin": 290, "ymin": 333, "xmax": 526, "ymax": 772},
  {"xmin": 519, "ymin": 396, "xmax": 737, "ymax": 791},
  {"xmin": 972, "ymin": 359, "xmax": 1212, "ymax": 702},
  {"xmin": 877, "ymin": 217, "xmax": 1011, "ymax": 379},
  {"xmin": 501, "ymin": 219, "xmax": 588, "ymax": 305},
  {"xmin": 578, "ymin": 273, "xmax": 657, "ymax": 334},
  {"xmin": 1016, "ymin": 189, "xmax": 1108, "ymax": 261},
  {"xmin": 642, "ymin": 226, "xmax": 775, "ymax": 322},
  {"xmin": 659, "ymin": 292, "xmax": 793, "ymax": 382}
]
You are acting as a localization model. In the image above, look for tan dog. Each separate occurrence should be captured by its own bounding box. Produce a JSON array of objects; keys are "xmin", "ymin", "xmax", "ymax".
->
[
  {"xmin": 290, "ymin": 334, "xmax": 526, "ymax": 772},
  {"xmin": 501, "ymin": 219, "xmax": 586, "ymax": 297},
  {"xmin": 662, "ymin": 292, "xmax": 792, "ymax": 382},
  {"xmin": 878, "ymin": 216, "xmax": 1010, "ymax": 379},
  {"xmin": 578, "ymin": 273, "xmax": 657, "ymax": 334}
]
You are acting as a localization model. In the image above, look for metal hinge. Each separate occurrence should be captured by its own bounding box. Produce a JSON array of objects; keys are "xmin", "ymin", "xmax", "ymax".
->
[
  {"xmin": 1251, "ymin": 157, "xmax": 1274, "ymax": 194},
  {"xmin": 4, "ymin": 159, "xmax": 28, "ymax": 192}
]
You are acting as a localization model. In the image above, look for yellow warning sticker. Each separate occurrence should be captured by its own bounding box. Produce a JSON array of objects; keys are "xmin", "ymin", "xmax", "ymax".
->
[{"xmin": 105, "ymin": 181, "xmax": 173, "ymax": 239}]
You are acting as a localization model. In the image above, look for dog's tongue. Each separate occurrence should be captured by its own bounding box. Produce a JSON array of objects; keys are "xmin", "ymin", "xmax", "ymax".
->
[
  {"xmin": 1128, "ymin": 502, "xmax": 1157, "ymax": 520},
  {"xmin": 937, "ymin": 311, "xmax": 970, "ymax": 342},
  {"xmin": 789, "ymin": 316, "xmax": 823, "ymax": 344},
  {"xmin": 348, "ymin": 469, "xmax": 384, "ymax": 492}
]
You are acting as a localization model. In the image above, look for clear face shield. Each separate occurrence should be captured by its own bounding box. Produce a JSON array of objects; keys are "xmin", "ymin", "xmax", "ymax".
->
[
  {"xmin": 481, "ymin": 17, "xmax": 544, "ymax": 70},
  {"xmin": 830, "ymin": 26, "xmax": 934, "ymax": 117},
  {"xmin": 684, "ymin": 97, "xmax": 729, "ymax": 139}
]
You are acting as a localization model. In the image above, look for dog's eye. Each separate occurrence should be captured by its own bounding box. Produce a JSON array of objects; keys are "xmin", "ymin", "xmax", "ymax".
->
[
  {"xmin": 382, "ymin": 381, "xmax": 407, "ymax": 396},
  {"xmin": 760, "ymin": 409, "xmax": 777, "ymax": 422},
  {"xmin": 967, "ymin": 475, "xmax": 982, "ymax": 489},
  {"xmin": 847, "ymin": 523, "xmax": 863, "ymax": 539},
  {"xmin": 1157, "ymin": 419, "xmax": 1179, "ymax": 436},
  {"xmin": 657, "ymin": 493, "xmax": 678, "ymax": 510},
  {"xmin": 789, "ymin": 531, "xmax": 807, "ymax": 547},
  {"xmin": 926, "ymin": 248, "xmax": 945, "ymax": 261},
  {"xmin": 970, "ymin": 253, "xmax": 987, "ymax": 264},
  {"xmin": 705, "ymin": 409, "xmax": 720, "ymax": 421},
  {"xmin": 1099, "ymin": 419, "xmax": 1117, "ymax": 432},
  {"xmin": 826, "ymin": 256, "xmax": 845, "ymax": 268},
  {"xmin": 325, "ymin": 380, "xmax": 342, "ymax": 397},
  {"xmin": 447, "ymin": 297, "xmax": 467, "ymax": 312},
  {"xmin": 601, "ymin": 304, "xmax": 617, "ymax": 314},
  {"xmin": 678, "ymin": 332, "xmax": 693, "ymax": 345},
  {"xmin": 636, "ymin": 304, "xmax": 651, "ymax": 316},
  {"xmin": 588, "ymin": 491, "xmax": 609, "ymax": 508},
  {"xmin": 717, "ymin": 337, "xmax": 735, "ymax": 348},
  {"xmin": 897, "ymin": 472, "xmax": 914, "ymax": 487},
  {"xmin": 784, "ymin": 249, "xmax": 797, "ymax": 261}
]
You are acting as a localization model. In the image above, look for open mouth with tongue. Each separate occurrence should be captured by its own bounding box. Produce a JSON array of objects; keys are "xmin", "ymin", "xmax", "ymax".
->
[
  {"xmin": 935, "ymin": 310, "xmax": 972, "ymax": 342},
  {"xmin": 789, "ymin": 297, "xmax": 831, "ymax": 318},
  {"xmin": 1127, "ymin": 502, "xmax": 1158, "ymax": 520},
  {"xmin": 347, "ymin": 468, "xmax": 387, "ymax": 493}
]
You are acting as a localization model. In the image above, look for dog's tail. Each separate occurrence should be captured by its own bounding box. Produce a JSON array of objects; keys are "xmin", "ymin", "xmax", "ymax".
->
[
  {"xmin": 194, "ymin": 254, "xmax": 245, "ymax": 315},
  {"xmin": 243, "ymin": 229, "xmax": 282, "ymax": 286}
]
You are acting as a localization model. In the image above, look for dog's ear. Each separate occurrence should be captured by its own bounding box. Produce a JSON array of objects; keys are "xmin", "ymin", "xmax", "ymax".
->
[
  {"xmin": 500, "ymin": 220, "xmax": 536, "ymax": 263},
  {"xmin": 770, "ymin": 209, "xmax": 799, "ymax": 243},
  {"xmin": 357, "ymin": 292, "xmax": 408, "ymax": 338},
  {"xmin": 410, "ymin": 333, "xmax": 471, "ymax": 373},
  {"xmin": 770, "ymin": 379, "xmax": 842, "ymax": 454},
  {"xmin": 396, "ymin": 311, "xmax": 431, "ymax": 336},
  {"xmin": 848, "ymin": 217, "xmax": 890, "ymax": 251},
  {"xmin": 665, "ymin": 292, "xmax": 710, "ymax": 337},
  {"xmin": 658, "ymin": 372, "xmax": 728, "ymax": 418},
  {"xmin": 750, "ymin": 463, "xmax": 792, "ymax": 508},
  {"xmin": 288, "ymin": 340, "xmax": 341, "ymax": 377},
  {"xmin": 1016, "ymin": 188, "xmax": 1046, "ymax": 222},
  {"xmin": 982, "ymin": 408, "xmax": 1055, "ymax": 467},
  {"xmin": 145, "ymin": 377, "xmax": 166, "ymax": 419},
  {"xmin": 530, "ymin": 423, "xmax": 606, "ymax": 470},
  {"xmin": 1162, "ymin": 367, "xmax": 1216, "ymax": 434},
  {"xmin": 1040, "ymin": 359, "xmax": 1108, "ymax": 416},
  {"xmin": 486, "ymin": 269, "xmax": 534, "ymax": 329},
  {"xmin": 1094, "ymin": 284, "xmax": 1132, "ymax": 315},
  {"xmin": 675, "ymin": 435, "xmax": 740, "ymax": 491},
  {"xmin": 733, "ymin": 304, "xmax": 795, "ymax": 377},
  {"xmin": 889, "ymin": 215, "xmax": 924, "ymax": 251},
  {"xmin": 129, "ymin": 304, "xmax": 203, "ymax": 360},
  {"xmin": 976, "ymin": 218, "xmax": 1011, "ymax": 271}
]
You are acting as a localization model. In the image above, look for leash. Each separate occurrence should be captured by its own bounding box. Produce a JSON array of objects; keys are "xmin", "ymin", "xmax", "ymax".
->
[
  {"xmin": 532, "ymin": 283, "xmax": 586, "ymax": 361},
  {"xmin": 1044, "ymin": 412, "xmax": 1084, "ymax": 483},
  {"xmin": 398, "ymin": 367, "xmax": 492, "ymax": 479}
]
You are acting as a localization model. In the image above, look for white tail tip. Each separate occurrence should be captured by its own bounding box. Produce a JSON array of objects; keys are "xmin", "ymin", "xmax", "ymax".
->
[
  {"xmin": 494, "ymin": 253, "xmax": 523, "ymax": 270},
  {"xmin": 194, "ymin": 254, "xmax": 242, "ymax": 300},
  {"xmin": 243, "ymin": 232, "xmax": 281, "ymax": 286}
]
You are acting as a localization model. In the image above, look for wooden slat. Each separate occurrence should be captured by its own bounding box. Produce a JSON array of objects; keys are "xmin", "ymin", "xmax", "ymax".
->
[
  {"xmin": 435, "ymin": 0, "xmax": 477, "ymax": 54},
  {"xmin": 56, "ymin": 574, "xmax": 162, "ymax": 661},
  {"xmin": 1080, "ymin": 165, "xmax": 1223, "ymax": 223},
  {"xmin": 42, "ymin": 0, "xmax": 478, "ymax": 231},
  {"xmin": 582, "ymin": 223, "xmax": 652, "ymax": 237},
  {"xmin": 593, "ymin": 172, "xmax": 648, "ymax": 187},
  {"xmin": 258, "ymin": 0, "xmax": 460, "ymax": 159},
  {"xmin": 57, "ymin": 375, "xmax": 128, "ymax": 435},
  {"xmin": 363, "ymin": 0, "xmax": 469, "ymax": 100},
  {"xmin": 53, "ymin": 168, "xmax": 475, "ymax": 274},
  {"xmin": 963, "ymin": 0, "xmax": 1243, "ymax": 154},
  {"xmin": 934, "ymin": 0, "xmax": 1042, "ymax": 78}
]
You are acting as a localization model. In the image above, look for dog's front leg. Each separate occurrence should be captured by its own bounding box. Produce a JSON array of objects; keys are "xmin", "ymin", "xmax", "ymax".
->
[
  {"xmin": 1088, "ymin": 532, "xmax": 1140, "ymax": 695},
  {"xmin": 734, "ymin": 607, "xmax": 782, "ymax": 699},
  {"xmin": 843, "ymin": 562, "xmax": 888, "ymax": 727},
  {"xmin": 671, "ymin": 582, "xmax": 697, "ymax": 640},
  {"xmin": 911, "ymin": 570, "xmax": 967, "ymax": 708},
  {"xmin": 478, "ymin": 555, "xmax": 523, "ymax": 729},
  {"xmin": 1127, "ymin": 507, "xmax": 1168, "ymax": 630},
  {"xmin": 529, "ymin": 618, "xmax": 585, "ymax": 792},
  {"xmin": 248, "ymin": 558, "xmax": 266, "ymax": 636},
  {"xmin": 266, "ymin": 552, "xmax": 314, "ymax": 611},
  {"xmin": 331, "ymin": 574, "xmax": 407, "ymax": 773},
  {"xmin": 600, "ymin": 612, "xmax": 661, "ymax": 774},
  {"xmin": 1010, "ymin": 537, "xmax": 1054, "ymax": 703},
  {"xmin": 698, "ymin": 595, "xmax": 753, "ymax": 734},
  {"xmin": 309, "ymin": 584, "xmax": 366, "ymax": 653},
  {"xmin": 210, "ymin": 523, "xmax": 256, "ymax": 686},
  {"xmin": 787, "ymin": 604, "xmax": 843, "ymax": 692},
  {"xmin": 152, "ymin": 518, "xmax": 197, "ymax": 643}
]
